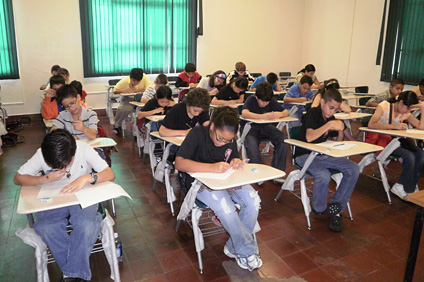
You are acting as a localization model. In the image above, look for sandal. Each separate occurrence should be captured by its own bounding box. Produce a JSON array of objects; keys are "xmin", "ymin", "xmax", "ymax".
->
[
  {"xmin": 329, "ymin": 215, "xmax": 344, "ymax": 232},
  {"xmin": 312, "ymin": 202, "xmax": 342, "ymax": 216}
]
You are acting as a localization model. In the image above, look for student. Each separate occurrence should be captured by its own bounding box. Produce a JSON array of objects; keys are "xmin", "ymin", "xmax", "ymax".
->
[
  {"xmin": 227, "ymin": 62, "xmax": 255, "ymax": 84},
  {"xmin": 295, "ymin": 89, "xmax": 360, "ymax": 232},
  {"xmin": 69, "ymin": 80, "xmax": 88, "ymax": 102},
  {"xmin": 367, "ymin": 91, "xmax": 424, "ymax": 200},
  {"xmin": 197, "ymin": 70, "xmax": 227, "ymax": 96},
  {"xmin": 57, "ymin": 68, "xmax": 71, "ymax": 84},
  {"xmin": 249, "ymin": 72, "xmax": 282, "ymax": 92},
  {"xmin": 41, "ymin": 75, "xmax": 66, "ymax": 120},
  {"xmin": 410, "ymin": 78, "xmax": 424, "ymax": 101},
  {"xmin": 139, "ymin": 73, "xmax": 168, "ymax": 103},
  {"xmin": 296, "ymin": 64, "xmax": 323, "ymax": 89},
  {"xmin": 13, "ymin": 129, "xmax": 115, "ymax": 282},
  {"xmin": 366, "ymin": 78, "xmax": 404, "ymax": 107},
  {"xmin": 283, "ymin": 75, "xmax": 315, "ymax": 127},
  {"xmin": 52, "ymin": 84, "xmax": 98, "ymax": 140},
  {"xmin": 137, "ymin": 86, "xmax": 175, "ymax": 131},
  {"xmin": 242, "ymin": 82, "xmax": 289, "ymax": 174},
  {"xmin": 175, "ymin": 63, "xmax": 202, "ymax": 100},
  {"xmin": 40, "ymin": 64, "xmax": 60, "ymax": 90},
  {"xmin": 211, "ymin": 77, "xmax": 248, "ymax": 106},
  {"xmin": 311, "ymin": 79, "xmax": 355, "ymax": 141},
  {"xmin": 159, "ymin": 88, "xmax": 210, "ymax": 137},
  {"xmin": 112, "ymin": 68, "xmax": 152, "ymax": 135},
  {"xmin": 175, "ymin": 106, "xmax": 262, "ymax": 271}
]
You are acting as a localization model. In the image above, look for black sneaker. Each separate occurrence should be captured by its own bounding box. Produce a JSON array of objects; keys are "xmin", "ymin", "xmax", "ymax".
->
[
  {"xmin": 112, "ymin": 126, "xmax": 122, "ymax": 136},
  {"xmin": 312, "ymin": 202, "xmax": 342, "ymax": 216},
  {"xmin": 329, "ymin": 214, "xmax": 344, "ymax": 232}
]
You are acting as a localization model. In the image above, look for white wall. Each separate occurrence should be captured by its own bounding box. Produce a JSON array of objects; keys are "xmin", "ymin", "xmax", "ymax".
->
[{"xmin": 2, "ymin": 0, "xmax": 400, "ymax": 116}]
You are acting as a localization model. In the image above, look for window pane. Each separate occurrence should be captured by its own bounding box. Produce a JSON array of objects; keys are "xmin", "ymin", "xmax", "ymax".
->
[{"xmin": 0, "ymin": 0, "xmax": 19, "ymax": 80}]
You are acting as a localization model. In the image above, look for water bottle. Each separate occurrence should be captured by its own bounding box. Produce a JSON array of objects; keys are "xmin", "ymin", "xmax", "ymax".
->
[{"xmin": 114, "ymin": 232, "xmax": 123, "ymax": 262}]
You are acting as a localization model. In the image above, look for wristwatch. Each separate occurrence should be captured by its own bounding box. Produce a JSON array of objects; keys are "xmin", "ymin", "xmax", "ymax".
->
[{"xmin": 90, "ymin": 172, "xmax": 98, "ymax": 185}]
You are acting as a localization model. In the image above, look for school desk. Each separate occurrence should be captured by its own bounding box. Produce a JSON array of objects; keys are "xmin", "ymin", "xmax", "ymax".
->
[{"xmin": 334, "ymin": 112, "xmax": 372, "ymax": 136}]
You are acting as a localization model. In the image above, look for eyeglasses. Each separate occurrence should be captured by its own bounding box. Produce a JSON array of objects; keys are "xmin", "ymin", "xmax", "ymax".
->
[
  {"xmin": 214, "ymin": 128, "xmax": 234, "ymax": 144},
  {"xmin": 63, "ymin": 99, "xmax": 77, "ymax": 110}
]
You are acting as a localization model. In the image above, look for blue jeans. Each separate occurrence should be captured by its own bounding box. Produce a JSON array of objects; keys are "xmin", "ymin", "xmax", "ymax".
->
[
  {"xmin": 244, "ymin": 125, "xmax": 288, "ymax": 171},
  {"xmin": 196, "ymin": 185, "xmax": 260, "ymax": 258},
  {"xmin": 392, "ymin": 146, "xmax": 424, "ymax": 193},
  {"xmin": 34, "ymin": 204, "xmax": 102, "ymax": 280},
  {"xmin": 295, "ymin": 154, "xmax": 359, "ymax": 212}
]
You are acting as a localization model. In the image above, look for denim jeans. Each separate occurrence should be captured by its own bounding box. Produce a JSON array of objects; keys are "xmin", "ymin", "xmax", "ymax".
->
[
  {"xmin": 34, "ymin": 204, "xmax": 102, "ymax": 280},
  {"xmin": 196, "ymin": 185, "xmax": 260, "ymax": 258},
  {"xmin": 295, "ymin": 154, "xmax": 359, "ymax": 212},
  {"xmin": 392, "ymin": 146, "xmax": 424, "ymax": 193},
  {"xmin": 244, "ymin": 125, "xmax": 288, "ymax": 171}
]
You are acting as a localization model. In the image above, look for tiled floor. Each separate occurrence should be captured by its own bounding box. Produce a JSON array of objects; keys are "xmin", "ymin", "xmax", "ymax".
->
[{"xmin": 2, "ymin": 114, "xmax": 424, "ymax": 281}]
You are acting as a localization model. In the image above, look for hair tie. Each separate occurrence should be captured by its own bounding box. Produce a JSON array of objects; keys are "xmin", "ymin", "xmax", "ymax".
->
[{"xmin": 216, "ymin": 73, "xmax": 226, "ymax": 79}]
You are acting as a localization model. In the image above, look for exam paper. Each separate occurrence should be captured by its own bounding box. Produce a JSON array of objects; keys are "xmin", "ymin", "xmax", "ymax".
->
[
  {"xmin": 316, "ymin": 141, "xmax": 357, "ymax": 150},
  {"xmin": 334, "ymin": 113, "xmax": 349, "ymax": 118},
  {"xmin": 75, "ymin": 182, "xmax": 132, "ymax": 209},
  {"xmin": 191, "ymin": 168, "xmax": 235, "ymax": 180},
  {"xmin": 37, "ymin": 178, "xmax": 71, "ymax": 199},
  {"xmin": 149, "ymin": 115, "xmax": 165, "ymax": 121}
]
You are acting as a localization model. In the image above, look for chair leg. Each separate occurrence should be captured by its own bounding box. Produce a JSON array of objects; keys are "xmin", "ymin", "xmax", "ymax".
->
[
  {"xmin": 346, "ymin": 201, "xmax": 353, "ymax": 221},
  {"xmin": 300, "ymin": 180, "xmax": 312, "ymax": 230},
  {"xmin": 377, "ymin": 161, "xmax": 392, "ymax": 204}
]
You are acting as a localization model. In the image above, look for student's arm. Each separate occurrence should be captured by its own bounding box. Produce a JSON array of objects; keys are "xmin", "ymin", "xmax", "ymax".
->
[
  {"xmin": 275, "ymin": 82, "xmax": 282, "ymax": 92},
  {"xmin": 365, "ymin": 101, "xmax": 379, "ymax": 107},
  {"xmin": 159, "ymin": 125, "xmax": 190, "ymax": 137},
  {"xmin": 340, "ymin": 102, "xmax": 351, "ymax": 113},
  {"xmin": 311, "ymin": 93, "xmax": 322, "ymax": 108},
  {"xmin": 406, "ymin": 103, "xmax": 424, "ymax": 130},
  {"xmin": 59, "ymin": 167, "xmax": 115, "ymax": 194},
  {"xmin": 72, "ymin": 116, "xmax": 97, "ymax": 140},
  {"xmin": 368, "ymin": 105, "xmax": 407, "ymax": 130},
  {"xmin": 175, "ymin": 77, "xmax": 188, "ymax": 88},
  {"xmin": 140, "ymin": 97, "xmax": 150, "ymax": 103},
  {"xmin": 235, "ymin": 94, "xmax": 244, "ymax": 103},
  {"xmin": 242, "ymin": 109, "xmax": 288, "ymax": 120},
  {"xmin": 284, "ymin": 96, "xmax": 308, "ymax": 103},
  {"xmin": 305, "ymin": 120, "xmax": 345, "ymax": 142},
  {"xmin": 137, "ymin": 108, "xmax": 164, "ymax": 119},
  {"xmin": 211, "ymin": 97, "xmax": 238, "ymax": 105},
  {"xmin": 175, "ymin": 156, "xmax": 230, "ymax": 173},
  {"xmin": 14, "ymin": 170, "xmax": 65, "ymax": 186},
  {"xmin": 311, "ymin": 78, "xmax": 324, "ymax": 89}
]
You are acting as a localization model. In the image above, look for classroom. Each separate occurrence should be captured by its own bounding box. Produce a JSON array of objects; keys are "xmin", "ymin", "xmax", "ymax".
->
[{"xmin": 1, "ymin": 0, "xmax": 424, "ymax": 281}]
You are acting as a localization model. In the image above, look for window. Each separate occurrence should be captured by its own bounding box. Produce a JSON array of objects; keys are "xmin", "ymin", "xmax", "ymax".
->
[
  {"xmin": 79, "ymin": 0, "xmax": 197, "ymax": 77},
  {"xmin": 380, "ymin": 0, "xmax": 424, "ymax": 84},
  {"xmin": 0, "ymin": 0, "xmax": 19, "ymax": 80}
]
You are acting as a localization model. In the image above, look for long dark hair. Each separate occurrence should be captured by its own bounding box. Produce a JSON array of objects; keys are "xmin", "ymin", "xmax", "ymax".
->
[
  {"xmin": 387, "ymin": 90, "xmax": 418, "ymax": 106},
  {"xmin": 297, "ymin": 64, "xmax": 316, "ymax": 74},
  {"xmin": 211, "ymin": 106, "xmax": 239, "ymax": 134},
  {"xmin": 208, "ymin": 70, "xmax": 227, "ymax": 88}
]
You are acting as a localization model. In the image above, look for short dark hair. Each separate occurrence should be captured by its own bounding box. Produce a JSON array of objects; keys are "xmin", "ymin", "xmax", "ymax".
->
[
  {"xmin": 185, "ymin": 88, "xmax": 210, "ymax": 110},
  {"xmin": 298, "ymin": 64, "xmax": 316, "ymax": 74},
  {"xmin": 266, "ymin": 72, "xmax": 278, "ymax": 85},
  {"xmin": 57, "ymin": 68, "xmax": 69, "ymax": 76},
  {"xmin": 211, "ymin": 106, "xmax": 239, "ymax": 134},
  {"xmin": 56, "ymin": 84, "xmax": 78, "ymax": 105},
  {"xmin": 322, "ymin": 88, "xmax": 342, "ymax": 103},
  {"xmin": 51, "ymin": 65, "xmax": 60, "ymax": 73},
  {"xmin": 50, "ymin": 75, "xmax": 65, "ymax": 87},
  {"xmin": 233, "ymin": 77, "xmax": 248, "ymax": 91},
  {"xmin": 185, "ymin": 63, "xmax": 196, "ymax": 73},
  {"xmin": 41, "ymin": 129, "xmax": 76, "ymax": 169},
  {"xmin": 300, "ymin": 75, "xmax": 313, "ymax": 86},
  {"xmin": 70, "ymin": 80, "xmax": 83, "ymax": 95},
  {"xmin": 155, "ymin": 73, "xmax": 168, "ymax": 85},
  {"xmin": 156, "ymin": 86, "xmax": 173, "ymax": 101},
  {"xmin": 390, "ymin": 78, "xmax": 404, "ymax": 87},
  {"xmin": 388, "ymin": 90, "xmax": 418, "ymax": 106},
  {"xmin": 209, "ymin": 70, "xmax": 227, "ymax": 88},
  {"xmin": 255, "ymin": 82, "xmax": 274, "ymax": 101},
  {"xmin": 130, "ymin": 68, "xmax": 144, "ymax": 81},
  {"xmin": 235, "ymin": 62, "xmax": 246, "ymax": 72}
]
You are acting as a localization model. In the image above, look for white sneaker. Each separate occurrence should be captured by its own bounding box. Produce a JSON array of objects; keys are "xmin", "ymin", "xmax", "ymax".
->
[
  {"xmin": 390, "ymin": 183, "xmax": 407, "ymax": 200},
  {"xmin": 223, "ymin": 246, "xmax": 262, "ymax": 271},
  {"xmin": 415, "ymin": 186, "xmax": 420, "ymax": 193},
  {"xmin": 273, "ymin": 178, "xmax": 285, "ymax": 184}
]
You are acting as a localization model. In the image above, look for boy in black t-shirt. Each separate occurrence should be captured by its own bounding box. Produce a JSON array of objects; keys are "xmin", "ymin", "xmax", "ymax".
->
[
  {"xmin": 242, "ymin": 82, "xmax": 289, "ymax": 174},
  {"xmin": 211, "ymin": 77, "xmax": 248, "ymax": 106},
  {"xmin": 159, "ymin": 88, "xmax": 210, "ymax": 137},
  {"xmin": 295, "ymin": 89, "xmax": 359, "ymax": 232}
]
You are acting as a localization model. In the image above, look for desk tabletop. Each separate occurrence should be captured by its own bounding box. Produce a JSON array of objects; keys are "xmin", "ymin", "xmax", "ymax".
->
[
  {"xmin": 210, "ymin": 103, "xmax": 243, "ymax": 108},
  {"xmin": 43, "ymin": 119, "xmax": 55, "ymax": 128},
  {"xmin": 359, "ymin": 127, "xmax": 424, "ymax": 139},
  {"xmin": 190, "ymin": 163, "xmax": 285, "ymax": 190},
  {"xmin": 82, "ymin": 137, "xmax": 117, "ymax": 148},
  {"xmin": 277, "ymin": 100, "xmax": 311, "ymax": 106},
  {"xmin": 150, "ymin": 131, "xmax": 185, "ymax": 146},
  {"xmin": 146, "ymin": 115, "xmax": 165, "ymax": 122},
  {"xmin": 342, "ymin": 94, "xmax": 374, "ymax": 100},
  {"xmin": 130, "ymin": 101, "xmax": 145, "ymax": 107},
  {"xmin": 334, "ymin": 112, "xmax": 372, "ymax": 120},
  {"xmin": 285, "ymin": 139, "xmax": 383, "ymax": 157},
  {"xmin": 406, "ymin": 190, "xmax": 424, "ymax": 207},
  {"xmin": 240, "ymin": 116, "xmax": 298, "ymax": 124},
  {"xmin": 356, "ymin": 105, "xmax": 376, "ymax": 110}
]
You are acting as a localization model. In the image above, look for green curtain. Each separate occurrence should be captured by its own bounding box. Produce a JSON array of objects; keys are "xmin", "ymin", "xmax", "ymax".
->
[
  {"xmin": 380, "ymin": 0, "xmax": 424, "ymax": 84},
  {"xmin": 0, "ymin": 0, "xmax": 19, "ymax": 80},
  {"xmin": 79, "ymin": 0, "xmax": 197, "ymax": 77}
]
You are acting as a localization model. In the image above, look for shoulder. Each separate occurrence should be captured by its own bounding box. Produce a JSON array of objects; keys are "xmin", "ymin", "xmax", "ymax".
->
[{"xmin": 178, "ymin": 72, "xmax": 186, "ymax": 78}]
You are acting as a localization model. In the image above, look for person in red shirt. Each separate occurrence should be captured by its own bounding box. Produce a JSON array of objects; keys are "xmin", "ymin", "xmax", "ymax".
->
[{"xmin": 175, "ymin": 63, "xmax": 202, "ymax": 101}]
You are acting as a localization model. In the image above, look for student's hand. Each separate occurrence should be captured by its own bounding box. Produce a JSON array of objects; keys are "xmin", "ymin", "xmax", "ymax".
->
[
  {"xmin": 154, "ymin": 108, "xmax": 165, "ymax": 114},
  {"xmin": 328, "ymin": 120, "xmax": 345, "ymax": 131},
  {"xmin": 72, "ymin": 117, "xmax": 85, "ymax": 131},
  {"xmin": 395, "ymin": 123, "xmax": 408, "ymax": 130},
  {"xmin": 44, "ymin": 169, "xmax": 66, "ymax": 183},
  {"xmin": 40, "ymin": 85, "xmax": 47, "ymax": 91},
  {"xmin": 230, "ymin": 158, "xmax": 247, "ymax": 170},
  {"xmin": 264, "ymin": 112, "xmax": 277, "ymax": 120},
  {"xmin": 45, "ymin": 89, "xmax": 56, "ymax": 98},
  {"xmin": 189, "ymin": 83, "xmax": 197, "ymax": 87},
  {"xmin": 298, "ymin": 97, "xmax": 307, "ymax": 102},
  {"xmin": 125, "ymin": 88, "xmax": 134, "ymax": 93},
  {"xmin": 212, "ymin": 162, "xmax": 231, "ymax": 173},
  {"xmin": 60, "ymin": 175, "xmax": 90, "ymax": 194},
  {"xmin": 210, "ymin": 88, "xmax": 219, "ymax": 95}
]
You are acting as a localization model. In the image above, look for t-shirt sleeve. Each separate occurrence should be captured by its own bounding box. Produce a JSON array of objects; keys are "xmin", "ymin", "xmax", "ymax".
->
[
  {"xmin": 243, "ymin": 96, "xmax": 255, "ymax": 111},
  {"xmin": 176, "ymin": 129, "xmax": 199, "ymax": 160},
  {"xmin": 270, "ymin": 99, "xmax": 285, "ymax": 112},
  {"xmin": 17, "ymin": 149, "xmax": 45, "ymax": 176},
  {"xmin": 142, "ymin": 86, "xmax": 155, "ymax": 100},
  {"xmin": 82, "ymin": 143, "xmax": 109, "ymax": 173},
  {"xmin": 161, "ymin": 107, "xmax": 179, "ymax": 129},
  {"xmin": 141, "ymin": 99, "xmax": 157, "ymax": 112},
  {"xmin": 113, "ymin": 78, "xmax": 128, "ymax": 92},
  {"xmin": 53, "ymin": 113, "xmax": 65, "ymax": 129},
  {"xmin": 87, "ymin": 111, "xmax": 98, "ymax": 130},
  {"xmin": 250, "ymin": 78, "xmax": 260, "ymax": 89}
]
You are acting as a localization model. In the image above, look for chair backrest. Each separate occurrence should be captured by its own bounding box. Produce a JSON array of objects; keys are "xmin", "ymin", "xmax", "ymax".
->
[
  {"xmin": 287, "ymin": 81, "xmax": 295, "ymax": 89},
  {"xmin": 355, "ymin": 86, "xmax": 369, "ymax": 93},
  {"xmin": 277, "ymin": 93, "xmax": 286, "ymax": 100},
  {"xmin": 108, "ymin": 79, "xmax": 120, "ymax": 86},
  {"xmin": 279, "ymin": 72, "xmax": 291, "ymax": 77},
  {"xmin": 250, "ymin": 73, "xmax": 262, "ymax": 79},
  {"xmin": 289, "ymin": 126, "xmax": 302, "ymax": 141}
]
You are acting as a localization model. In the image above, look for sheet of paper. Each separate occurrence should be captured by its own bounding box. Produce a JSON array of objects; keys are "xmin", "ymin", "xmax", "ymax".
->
[
  {"xmin": 316, "ymin": 141, "xmax": 357, "ymax": 150},
  {"xmin": 334, "ymin": 113, "xmax": 349, "ymax": 118},
  {"xmin": 149, "ymin": 115, "xmax": 165, "ymax": 121},
  {"xmin": 407, "ymin": 129, "xmax": 424, "ymax": 134},
  {"xmin": 37, "ymin": 178, "xmax": 72, "ymax": 199},
  {"xmin": 75, "ymin": 182, "xmax": 132, "ymax": 209},
  {"xmin": 191, "ymin": 168, "xmax": 235, "ymax": 180}
]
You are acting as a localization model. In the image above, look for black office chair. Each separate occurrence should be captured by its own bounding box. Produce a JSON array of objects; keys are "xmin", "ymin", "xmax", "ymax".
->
[
  {"xmin": 250, "ymin": 73, "xmax": 262, "ymax": 79},
  {"xmin": 106, "ymin": 79, "xmax": 121, "ymax": 125},
  {"xmin": 355, "ymin": 86, "xmax": 370, "ymax": 105}
]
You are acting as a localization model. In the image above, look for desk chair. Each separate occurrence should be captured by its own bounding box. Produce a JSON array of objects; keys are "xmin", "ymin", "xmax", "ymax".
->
[
  {"xmin": 16, "ymin": 205, "xmax": 121, "ymax": 282},
  {"xmin": 250, "ymin": 73, "xmax": 262, "ymax": 79},
  {"xmin": 106, "ymin": 79, "xmax": 121, "ymax": 125},
  {"xmin": 356, "ymin": 86, "xmax": 370, "ymax": 106},
  {"xmin": 274, "ymin": 127, "xmax": 353, "ymax": 230},
  {"xmin": 279, "ymin": 72, "xmax": 292, "ymax": 90},
  {"xmin": 175, "ymin": 178, "xmax": 260, "ymax": 274}
]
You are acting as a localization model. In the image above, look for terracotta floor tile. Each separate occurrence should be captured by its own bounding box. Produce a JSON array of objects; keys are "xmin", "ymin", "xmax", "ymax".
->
[
  {"xmin": 157, "ymin": 249, "xmax": 192, "ymax": 273},
  {"xmin": 129, "ymin": 257, "xmax": 164, "ymax": 280},
  {"xmin": 164, "ymin": 266, "xmax": 202, "ymax": 282},
  {"xmin": 281, "ymin": 251, "xmax": 319, "ymax": 275},
  {"xmin": 300, "ymin": 267, "xmax": 338, "ymax": 282}
]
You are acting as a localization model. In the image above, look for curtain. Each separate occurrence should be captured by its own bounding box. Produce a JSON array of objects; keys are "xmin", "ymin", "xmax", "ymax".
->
[
  {"xmin": 0, "ymin": 0, "xmax": 19, "ymax": 80},
  {"xmin": 380, "ymin": 0, "xmax": 424, "ymax": 84},
  {"xmin": 79, "ymin": 0, "xmax": 197, "ymax": 77}
]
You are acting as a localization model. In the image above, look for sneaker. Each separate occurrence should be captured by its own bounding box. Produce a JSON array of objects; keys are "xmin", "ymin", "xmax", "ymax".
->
[
  {"xmin": 112, "ymin": 126, "xmax": 122, "ymax": 136},
  {"xmin": 223, "ymin": 246, "xmax": 262, "ymax": 271},
  {"xmin": 273, "ymin": 178, "xmax": 285, "ymax": 184},
  {"xmin": 329, "ymin": 214, "xmax": 344, "ymax": 232},
  {"xmin": 391, "ymin": 183, "xmax": 407, "ymax": 200}
]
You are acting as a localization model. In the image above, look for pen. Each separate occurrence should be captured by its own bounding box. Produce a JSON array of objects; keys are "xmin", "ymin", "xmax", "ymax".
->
[
  {"xmin": 333, "ymin": 143, "xmax": 345, "ymax": 147},
  {"xmin": 185, "ymin": 123, "xmax": 192, "ymax": 129}
]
